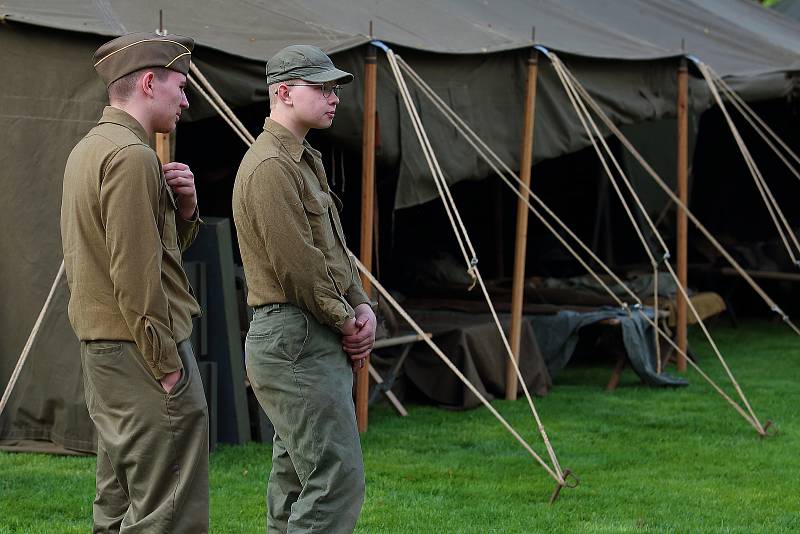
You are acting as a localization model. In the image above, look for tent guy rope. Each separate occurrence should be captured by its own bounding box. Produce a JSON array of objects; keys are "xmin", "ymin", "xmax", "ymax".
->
[
  {"xmin": 379, "ymin": 41, "xmax": 566, "ymax": 478},
  {"xmin": 546, "ymin": 53, "xmax": 666, "ymax": 373},
  {"xmin": 394, "ymin": 47, "xmax": 772, "ymax": 436},
  {"xmin": 553, "ymin": 51, "xmax": 800, "ymax": 339},
  {"xmin": 694, "ymin": 60, "xmax": 800, "ymax": 267},
  {"xmin": 549, "ymin": 53, "xmax": 766, "ymax": 434},
  {"xmin": 710, "ymin": 69, "xmax": 800, "ymax": 185},
  {"xmin": 0, "ymin": 261, "xmax": 65, "ymax": 417},
  {"xmin": 356, "ymin": 258, "xmax": 578, "ymax": 498}
]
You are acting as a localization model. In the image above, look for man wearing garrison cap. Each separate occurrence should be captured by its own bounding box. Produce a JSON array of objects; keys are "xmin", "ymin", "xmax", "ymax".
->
[
  {"xmin": 233, "ymin": 45, "xmax": 376, "ymax": 533},
  {"xmin": 61, "ymin": 32, "xmax": 208, "ymax": 532}
]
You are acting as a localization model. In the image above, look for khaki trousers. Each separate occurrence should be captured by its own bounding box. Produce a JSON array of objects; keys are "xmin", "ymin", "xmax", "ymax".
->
[
  {"xmin": 245, "ymin": 303, "xmax": 365, "ymax": 534},
  {"xmin": 81, "ymin": 339, "xmax": 209, "ymax": 533}
]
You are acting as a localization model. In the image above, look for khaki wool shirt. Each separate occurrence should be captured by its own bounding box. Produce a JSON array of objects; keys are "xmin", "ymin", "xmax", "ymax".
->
[
  {"xmin": 232, "ymin": 119, "xmax": 370, "ymax": 331},
  {"xmin": 61, "ymin": 106, "xmax": 201, "ymax": 380}
]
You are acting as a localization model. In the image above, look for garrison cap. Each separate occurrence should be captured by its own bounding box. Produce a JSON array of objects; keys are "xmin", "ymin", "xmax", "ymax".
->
[
  {"xmin": 266, "ymin": 44, "xmax": 353, "ymax": 85},
  {"xmin": 93, "ymin": 32, "xmax": 194, "ymax": 86}
]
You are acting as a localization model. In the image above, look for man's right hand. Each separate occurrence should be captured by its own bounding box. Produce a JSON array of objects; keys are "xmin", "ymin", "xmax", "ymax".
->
[
  {"xmin": 341, "ymin": 313, "xmax": 374, "ymax": 373},
  {"xmin": 160, "ymin": 369, "xmax": 182, "ymax": 393}
]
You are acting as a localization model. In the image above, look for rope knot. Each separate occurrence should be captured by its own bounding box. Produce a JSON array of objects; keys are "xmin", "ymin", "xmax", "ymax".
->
[
  {"xmin": 466, "ymin": 264, "xmax": 478, "ymax": 291},
  {"xmin": 770, "ymin": 305, "xmax": 790, "ymax": 322}
]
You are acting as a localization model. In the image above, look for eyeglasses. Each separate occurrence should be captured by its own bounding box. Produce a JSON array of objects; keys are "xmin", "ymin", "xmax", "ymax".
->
[{"xmin": 278, "ymin": 82, "xmax": 342, "ymax": 98}]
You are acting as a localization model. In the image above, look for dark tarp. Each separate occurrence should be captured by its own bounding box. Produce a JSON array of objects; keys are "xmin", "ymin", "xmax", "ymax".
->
[
  {"xmin": 531, "ymin": 307, "xmax": 687, "ymax": 387},
  {"xmin": 401, "ymin": 306, "xmax": 684, "ymax": 410},
  {"xmin": 1, "ymin": 1, "xmax": 799, "ymax": 451},
  {"xmin": 402, "ymin": 309, "xmax": 552, "ymax": 409}
]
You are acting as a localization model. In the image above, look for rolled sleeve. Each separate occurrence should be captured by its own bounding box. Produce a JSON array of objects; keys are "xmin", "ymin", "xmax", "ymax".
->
[
  {"xmin": 244, "ymin": 159, "xmax": 353, "ymax": 330},
  {"xmin": 100, "ymin": 145, "xmax": 182, "ymax": 379}
]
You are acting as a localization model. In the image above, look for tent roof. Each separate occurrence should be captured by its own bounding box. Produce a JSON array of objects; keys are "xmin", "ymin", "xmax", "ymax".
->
[{"xmin": 3, "ymin": 0, "xmax": 800, "ymax": 77}]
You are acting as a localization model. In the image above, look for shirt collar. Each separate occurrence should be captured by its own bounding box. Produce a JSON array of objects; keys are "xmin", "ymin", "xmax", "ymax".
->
[
  {"xmin": 98, "ymin": 106, "xmax": 150, "ymax": 144},
  {"xmin": 263, "ymin": 118, "xmax": 321, "ymax": 163}
]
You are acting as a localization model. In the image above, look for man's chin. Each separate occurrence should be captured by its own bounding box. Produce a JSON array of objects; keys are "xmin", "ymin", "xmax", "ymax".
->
[{"xmin": 155, "ymin": 122, "xmax": 178, "ymax": 135}]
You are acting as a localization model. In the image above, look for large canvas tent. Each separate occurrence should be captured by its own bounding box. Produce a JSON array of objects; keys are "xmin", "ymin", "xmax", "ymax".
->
[{"xmin": 2, "ymin": 1, "xmax": 799, "ymax": 453}]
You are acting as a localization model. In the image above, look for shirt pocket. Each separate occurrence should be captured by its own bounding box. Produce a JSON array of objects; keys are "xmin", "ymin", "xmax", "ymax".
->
[
  {"xmin": 301, "ymin": 190, "xmax": 336, "ymax": 250},
  {"xmin": 159, "ymin": 182, "xmax": 179, "ymax": 251}
]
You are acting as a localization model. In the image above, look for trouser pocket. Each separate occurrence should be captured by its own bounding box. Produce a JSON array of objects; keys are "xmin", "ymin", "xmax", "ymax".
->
[{"xmin": 246, "ymin": 304, "xmax": 309, "ymax": 363}]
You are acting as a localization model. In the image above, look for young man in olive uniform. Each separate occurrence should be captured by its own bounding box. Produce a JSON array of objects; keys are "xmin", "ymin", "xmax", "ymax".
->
[
  {"xmin": 61, "ymin": 32, "xmax": 208, "ymax": 533},
  {"xmin": 232, "ymin": 45, "xmax": 376, "ymax": 533}
]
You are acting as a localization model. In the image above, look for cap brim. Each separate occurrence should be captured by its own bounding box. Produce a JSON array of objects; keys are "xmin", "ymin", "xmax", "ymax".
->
[{"xmin": 302, "ymin": 67, "xmax": 354, "ymax": 85}]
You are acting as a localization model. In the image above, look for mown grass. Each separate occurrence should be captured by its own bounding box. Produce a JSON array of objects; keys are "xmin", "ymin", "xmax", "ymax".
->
[{"xmin": 1, "ymin": 320, "xmax": 798, "ymax": 533}]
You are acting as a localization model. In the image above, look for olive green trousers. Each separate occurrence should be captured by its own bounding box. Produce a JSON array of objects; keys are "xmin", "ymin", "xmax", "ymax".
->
[
  {"xmin": 81, "ymin": 339, "xmax": 209, "ymax": 533},
  {"xmin": 245, "ymin": 303, "xmax": 365, "ymax": 534}
]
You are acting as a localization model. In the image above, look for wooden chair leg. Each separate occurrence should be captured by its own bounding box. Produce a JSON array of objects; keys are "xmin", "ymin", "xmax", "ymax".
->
[
  {"xmin": 605, "ymin": 353, "xmax": 627, "ymax": 391},
  {"xmin": 367, "ymin": 364, "xmax": 408, "ymax": 416}
]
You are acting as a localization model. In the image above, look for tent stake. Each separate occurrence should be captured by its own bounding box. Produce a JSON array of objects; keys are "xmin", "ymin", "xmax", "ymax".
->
[
  {"xmin": 548, "ymin": 469, "xmax": 578, "ymax": 504},
  {"xmin": 676, "ymin": 56, "xmax": 689, "ymax": 372},
  {"xmin": 356, "ymin": 41, "xmax": 378, "ymax": 432},
  {"xmin": 761, "ymin": 419, "xmax": 778, "ymax": 438},
  {"xmin": 506, "ymin": 45, "xmax": 539, "ymax": 400}
]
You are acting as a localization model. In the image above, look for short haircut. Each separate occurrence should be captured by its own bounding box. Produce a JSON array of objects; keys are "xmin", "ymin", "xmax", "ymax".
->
[
  {"xmin": 108, "ymin": 67, "xmax": 170, "ymax": 102},
  {"xmin": 268, "ymin": 79, "xmax": 299, "ymax": 112}
]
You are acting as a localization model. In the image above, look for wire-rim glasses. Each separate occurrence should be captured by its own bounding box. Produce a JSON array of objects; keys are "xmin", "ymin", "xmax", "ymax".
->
[{"xmin": 279, "ymin": 82, "xmax": 342, "ymax": 98}]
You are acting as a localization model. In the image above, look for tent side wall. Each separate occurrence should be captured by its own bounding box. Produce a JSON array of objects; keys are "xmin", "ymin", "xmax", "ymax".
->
[{"xmin": 0, "ymin": 23, "xmax": 108, "ymax": 451}]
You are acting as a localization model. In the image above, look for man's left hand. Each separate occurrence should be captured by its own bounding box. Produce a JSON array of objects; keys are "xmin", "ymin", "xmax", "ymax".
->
[
  {"xmin": 163, "ymin": 162, "xmax": 198, "ymax": 220},
  {"xmin": 342, "ymin": 303, "xmax": 376, "ymax": 369}
]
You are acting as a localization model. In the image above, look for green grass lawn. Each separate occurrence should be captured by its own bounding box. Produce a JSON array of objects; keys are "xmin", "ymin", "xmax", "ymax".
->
[{"xmin": 1, "ymin": 319, "xmax": 798, "ymax": 533}]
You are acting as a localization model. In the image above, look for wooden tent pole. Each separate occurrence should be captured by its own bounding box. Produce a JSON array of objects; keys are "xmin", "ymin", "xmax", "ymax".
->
[
  {"xmin": 156, "ymin": 133, "xmax": 170, "ymax": 164},
  {"xmin": 676, "ymin": 57, "xmax": 689, "ymax": 372},
  {"xmin": 155, "ymin": 15, "xmax": 171, "ymax": 166},
  {"xmin": 506, "ymin": 47, "xmax": 539, "ymax": 400},
  {"xmin": 356, "ymin": 41, "xmax": 378, "ymax": 432}
]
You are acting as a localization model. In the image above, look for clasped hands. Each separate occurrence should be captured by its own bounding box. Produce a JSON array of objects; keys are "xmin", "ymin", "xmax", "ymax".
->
[{"xmin": 341, "ymin": 303, "xmax": 376, "ymax": 374}]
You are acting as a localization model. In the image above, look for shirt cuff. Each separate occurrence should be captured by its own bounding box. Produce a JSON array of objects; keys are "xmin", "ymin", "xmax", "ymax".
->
[
  {"xmin": 346, "ymin": 284, "xmax": 372, "ymax": 309},
  {"xmin": 181, "ymin": 206, "xmax": 201, "ymax": 223}
]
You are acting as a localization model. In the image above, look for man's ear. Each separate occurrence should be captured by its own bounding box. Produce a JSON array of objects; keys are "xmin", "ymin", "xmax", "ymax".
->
[
  {"xmin": 276, "ymin": 83, "xmax": 293, "ymax": 106},
  {"xmin": 139, "ymin": 71, "xmax": 156, "ymax": 98}
]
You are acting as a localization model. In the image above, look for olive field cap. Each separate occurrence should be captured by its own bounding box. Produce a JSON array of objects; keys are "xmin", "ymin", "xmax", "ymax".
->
[
  {"xmin": 93, "ymin": 32, "xmax": 195, "ymax": 86},
  {"xmin": 266, "ymin": 44, "xmax": 354, "ymax": 85}
]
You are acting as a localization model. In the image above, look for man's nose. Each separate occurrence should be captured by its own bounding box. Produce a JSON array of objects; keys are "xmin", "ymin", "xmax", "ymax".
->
[{"xmin": 181, "ymin": 94, "xmax": 189, "ymax": 109}]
